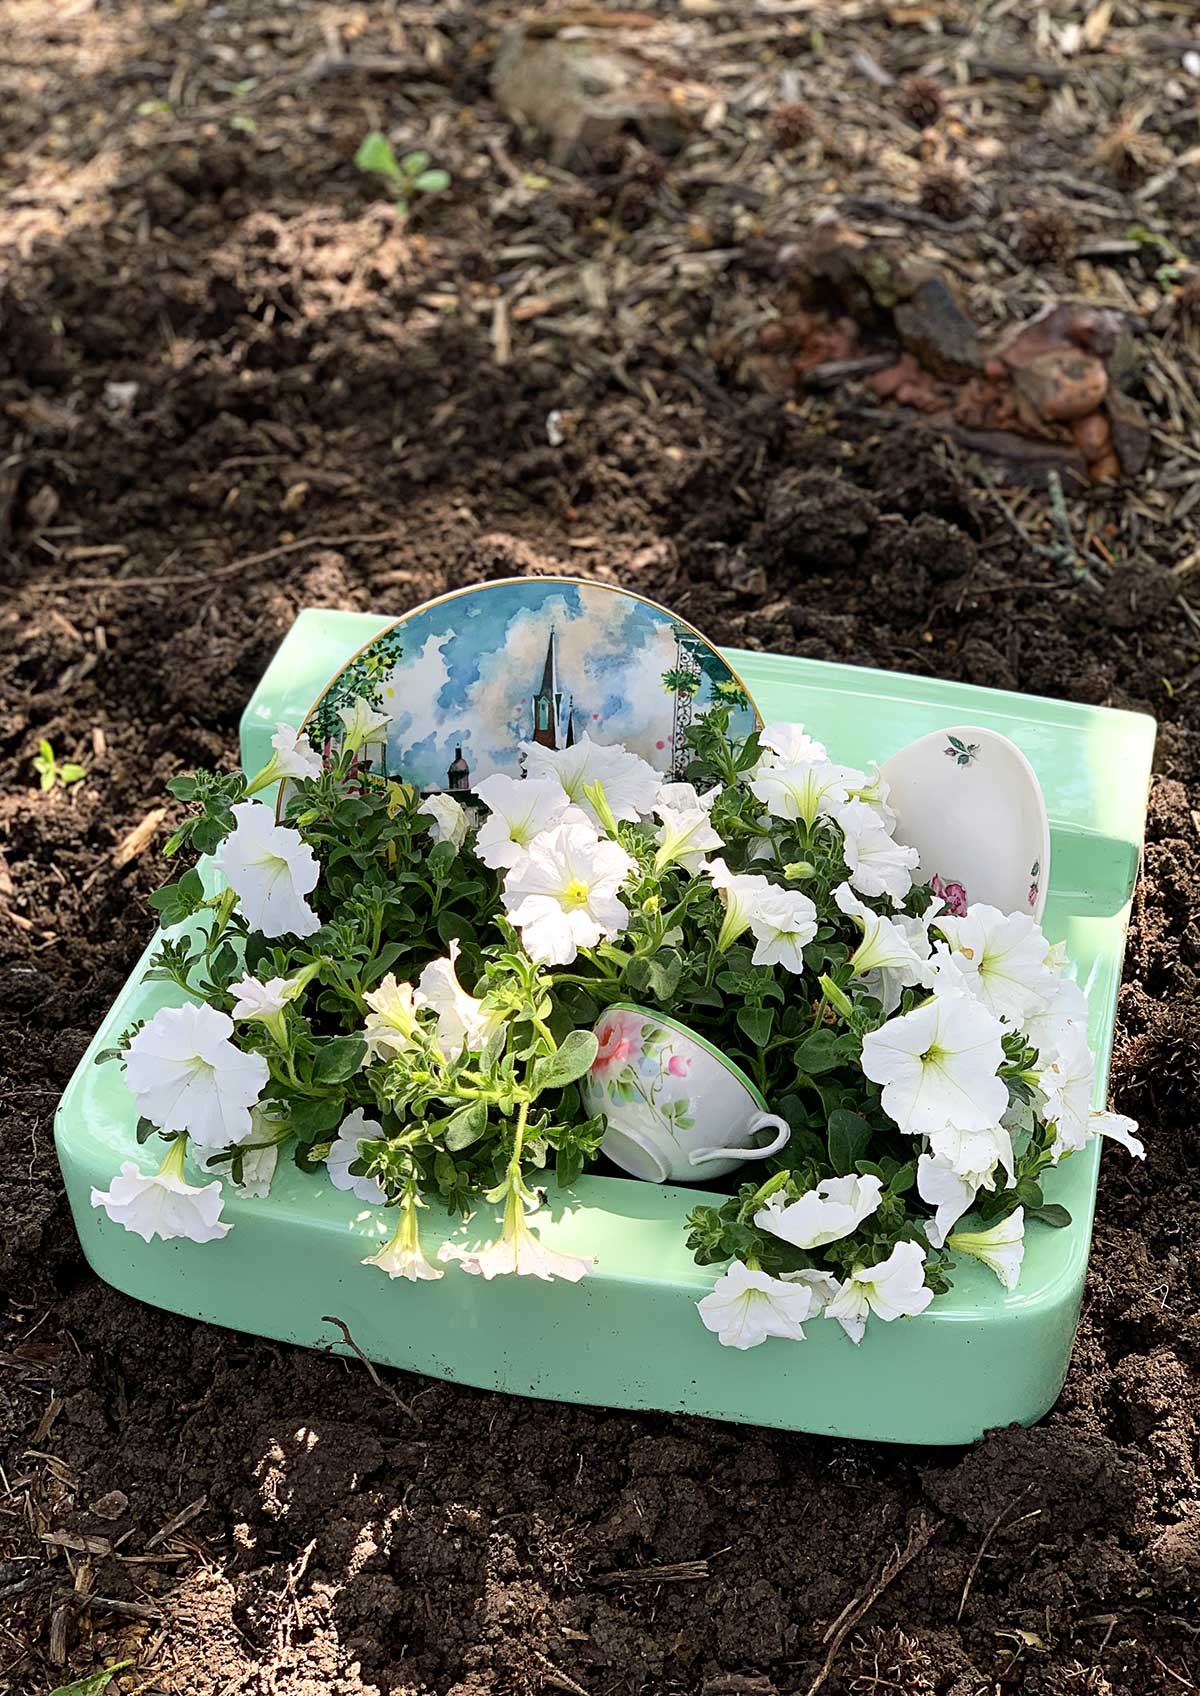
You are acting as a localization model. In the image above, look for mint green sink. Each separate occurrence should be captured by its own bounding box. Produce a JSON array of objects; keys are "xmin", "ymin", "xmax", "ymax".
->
[{"xmin": 54, "ymin": 609, "xmax": 1155, "ymax": 1443}]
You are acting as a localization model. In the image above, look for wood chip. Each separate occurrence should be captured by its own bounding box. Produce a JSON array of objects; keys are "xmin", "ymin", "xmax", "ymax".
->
[
  {"xmin": 111, "ymin": 808, "xmax": 167, "ymax": 870},
  {"xmin": 144, "ymin": 1493, "xmax": 208, "ymax": 1550}
]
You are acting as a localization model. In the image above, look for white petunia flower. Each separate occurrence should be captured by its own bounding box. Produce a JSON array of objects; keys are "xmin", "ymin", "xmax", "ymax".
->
[
  {"xmin": 364, "ymin": 1194, "xmax": 443, "ymax": 1282},
  {"xmin": 416, "ymin": 942, "xmax": 504, "ymax": 1056},
  {"xmin": 836, "ymin": 799, "xmax": 920, "ymax": 903},
  {"xmin": 124, "ymin": 1002, "xmax": 269, "ymax": 1149},
  {"xmin": 363, "ymin": 973, "xmax": 421, "ymax": 1062},
  {"xmin": 859, "ymin": 988, "xmax": 1008, "ymax": 1136},
  {"xmin": 1090, "ymin": 1110, "xmax": 1145, "ymax": 1158},
  {"xmin": 213, "ymin": 800, "xmax": 321, "ymax": 938},
  {"xmin": 501, "ymin": 818, "xmax": 633, "ymax": 966},
  {"xmin": 848, "ymin": 763, "xmax": 897, "ymax": 829},
  {"xmin": 746, "ymin": 886, "xmax": 819, "ymax": 973},
  {"xmin": 1022, "ymin": 974, "xmax": 1089, "ymax": 1063},
  {"xmin": 422, "ymin": 791, "xmax": 469, "ymax": 851},
  {"xmin": 196, "ymin": 1106, "xmax": 285, "ymax": 1200},
  {"xmin": 756, "ymin": 1173, "xmax": 884, "ymax": 1250},
  {"xmin": 947, "ymin": 1208, "xmax": 1025, "ymax": 1291},
  {"xmin": 926, "ymin": 1121, "xmax": 1015, "ymax": 1186},
  {"xmin": 835, "ymin": 882, "xmax": 932, "ymax": 1009},
  {"xmin": 655, "ymin": 780, "xmax": 717, "ymax": 815},
  {"xmin": 522, "ymin": 733, "xmax": 659, "ymax": 826},
  {"xmin": 705, "ymin": 859, "xmax": 774, "ymax": 953},
  {"xmin": 229, "ymin": 972, "xmax": 307, "ymax": 1045},
  {"xmin": 917, "ymin": 1151, "xmax": 1002, "ymax": 1248},
  {"xmin": 438, "ymin": 1177, "xmax": 593, "ymax": 1282},
  {"xmin": 653, "ymin": 790, "xmax": 724, "ymax": 875},
  {"xmin": 779, "ymin": 1267, "xmax": 842, "ymax": 1312},
  {"xmin": 326, "ymin": 1107, "xmax": 387, "ymax": 1204},
  {"xmin": 696, "ymin": 1260, "xmax": 816, "ymax": 1349},
  {"xmin": 337, "ymin": 697, "xmax": 390, "ymax": 753},
  {"xmin": 1037, "ymin": 1022, "xmax": 1095, "ymax": 1158},
  {"xmin": 269, "ymin": 722, "xmax": 322, "ymax": 782},
  {"xmin": 934, "ymin": 904, "xmax": 1056, "ymax": 1025},
  {"xmin": 91, "ymin": 1137, "xmax": 230, "ymax": 1243},
  {"xmin": 474, "ymin": 774, "xmax": 574, "ymax": 871},
  {"xmin": 824, "ymin": 1239, "xmax": 934, "ymax": 1343},
  {"xmin": 751, "ymin": 757, "xmax": 864, "ymax": 829},
  {"xmin": 757, "ymin": 722, "xmax": 828, "ymax": 764}
]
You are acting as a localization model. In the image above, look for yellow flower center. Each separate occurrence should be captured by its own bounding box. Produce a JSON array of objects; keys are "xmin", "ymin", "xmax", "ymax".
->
[{"xmin": 561, "ymin": 878, "xmax": 591, "ymax": 911}]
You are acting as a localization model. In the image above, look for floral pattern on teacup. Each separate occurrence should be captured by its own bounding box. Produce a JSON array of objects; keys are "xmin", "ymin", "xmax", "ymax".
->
[
  {"xmin": 589, "ymin": 1010, "xmax": 696, "ymax": 1137},
  {"xmin": 930, "ymin": 871, "xmax": 969, "ymax": 917}
]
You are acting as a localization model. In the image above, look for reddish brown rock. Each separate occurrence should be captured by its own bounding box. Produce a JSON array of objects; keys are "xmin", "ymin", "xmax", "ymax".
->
[{"xmin": 1012, "ymin": 349, "xmax": 1108, "ymax": 423}]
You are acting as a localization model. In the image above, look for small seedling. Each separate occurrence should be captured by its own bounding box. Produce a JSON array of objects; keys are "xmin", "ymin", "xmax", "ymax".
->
[
  {"xmin": 48, "ymin": 1662, "xmax": 132, "ymax": 1696},
  {"xmin": 33, "ymin": 738, "xmax": 86, "ymax": 792},
  {"xmin": 354, "ymin": 131, "xmax": 450, "ymax": 217}
]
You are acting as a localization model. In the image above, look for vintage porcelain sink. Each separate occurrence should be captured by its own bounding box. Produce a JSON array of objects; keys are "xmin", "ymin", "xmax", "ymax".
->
[{"xmin": 54, "ymin": 609, "xmax": 1155, "ymax": 1445}]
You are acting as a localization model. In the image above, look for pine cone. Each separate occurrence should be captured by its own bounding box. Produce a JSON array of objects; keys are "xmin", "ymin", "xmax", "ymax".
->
[
  {"xmin": 771, "ymin": 102, "xmax": 816, "ymax": 148},
  {"xmin": 1014, "ymin": 207, "xmax": 1077, "ymax": 266},
  {"xmin": 897, "ymin": 75, "xmax": 944, "ymax": 129},
  {"xmin": 918, "ymin": 164, "xmax": 970, "ymax": 221}
]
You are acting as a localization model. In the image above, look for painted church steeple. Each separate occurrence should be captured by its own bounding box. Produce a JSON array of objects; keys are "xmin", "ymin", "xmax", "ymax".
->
[{"xmin": 531, "ymin": 629, "xmax": 568, "ymax": 748}]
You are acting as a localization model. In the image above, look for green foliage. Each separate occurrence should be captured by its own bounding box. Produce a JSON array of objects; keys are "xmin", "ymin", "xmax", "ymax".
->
[
  {"xmin": 48, "ymin": 1664, "xmax": 133, "ymax": 1696},
  {"xmin": 32, "ymin": 738, "xmax": 86, "ymax": 791},
  {"xmin": 354, "ymin": 131, "xmax": 451, "ymax": 218}
]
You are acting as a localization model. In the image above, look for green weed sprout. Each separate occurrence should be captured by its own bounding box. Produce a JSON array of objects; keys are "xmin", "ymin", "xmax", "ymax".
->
[
  {"xmin": 33, "ymin": 738, "xmax": 86, "ymax": 792},
  {"xmin": 354, "ymin": 131, "xmax": 450, "ymax": 217}
]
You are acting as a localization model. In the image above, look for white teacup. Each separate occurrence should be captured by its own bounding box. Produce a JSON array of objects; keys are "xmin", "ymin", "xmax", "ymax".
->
[{"xmin": 581, "ymin": 1004, "xmax": 791, "ymax": 1184}]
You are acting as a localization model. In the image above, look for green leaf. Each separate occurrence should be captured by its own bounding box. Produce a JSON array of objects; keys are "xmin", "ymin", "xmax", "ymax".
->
[
  {"xmin": 355, "ymin": 130, "xmax": 399, "ymax": 178},
  {"xmin": 793, "ymin": 1028, "xmax": 844, "ymax": 1076},
  {"xmin": 49, "ymin": 1662, "xmax": 133, "ymax": 1696},
  {"xmin": 310, "ymin": 1034, "xmax": 366, "ymax": 1084},
  {"xmin": 887, "ymin": 1159, "xmax": 917, "ymax": 1196},
  {"xmin": 148, "ymin": 865, "xmax": 206, "ymax": 927},
  {"xmin": 401, "ymin": 150, "xmax": 431, "ymax": 175},
  {"xmin": 1015, "ymin": 1175, "xmax": 1045, "ymax": 1209},
  {"xmin": 413, "ymin": 168, "xmax": 450, "ymax": 193},
  {"xmin": 645, "ymin": 950, "xmax": 682, "ymax": 1000},
  {"xmin": 59, "ymin": 763, "xmax": 87, "ymax": 784},
  {"xmin": 736, "ymin": 1005, "xmax": 773, "ymax": 1046},
  {"xmin": 827, "ymin": 1109, "xmax": 873, "ymax": 1175},
  {"xmin": 287, "ymin": 1097, "xmax": 342, "ymax": 1144},
  {"xmin": 1026, "ymin": 1202, "xmax": 1072, "ymax": 1229},
  {"xmin": 529, "ymin": 1029, "xmax": 599, "ymax": 1094},
  {"xmin": 445, "ymin": 1100, "xmax": 488, "ymax": 1152}
]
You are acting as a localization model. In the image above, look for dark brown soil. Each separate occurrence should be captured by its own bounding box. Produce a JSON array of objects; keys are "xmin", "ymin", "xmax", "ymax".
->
[{"xmin": 3, "ymin": 4, "xmax": 1199, "ymax": 1694}]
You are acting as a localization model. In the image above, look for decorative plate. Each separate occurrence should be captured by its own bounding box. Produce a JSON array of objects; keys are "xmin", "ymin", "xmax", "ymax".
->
[{"xmin": 287, "ymin": 577, "xmax": 761, "ymax": 805}]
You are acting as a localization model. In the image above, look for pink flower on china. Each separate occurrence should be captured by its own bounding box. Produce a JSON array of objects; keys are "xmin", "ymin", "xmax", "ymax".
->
[
  {"xmin": 593, "ymin": 1014, "xmax": 641, "ymax": 1078},
  {"xmin": 667, "ymin": 1053, "xmax": 692, "ymax": 1079},
  {"xmin": 930, "ymin": 873, "xmax": 968, "ymax": 917}
]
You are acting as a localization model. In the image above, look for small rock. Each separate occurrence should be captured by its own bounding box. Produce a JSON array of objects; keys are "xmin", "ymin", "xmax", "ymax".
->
[
  {"xmin": 1105, "ymin": 384, "xmax": 1151, "ymax": 476},
  {"xmin": 894, "ymin": 276, "xmax": 982, "ymax": 379},
  {"xmin": 492, "ymin": 28, "xmax": 689, "ymax": 165},
  {"xmin": 90, "ymin": 1489, "xmax": 130, "ymax": 1521},
  {"xmin": 103, "ymin": 380, "xmax": 139, "ymax": 413},
  {"xmin": 1072, "ymin": 412, "xmax": 1112, "ymax": 462},
  {"xmin": 1012, "ymin": 349, "xmax": 1108, "ymax": 422}
]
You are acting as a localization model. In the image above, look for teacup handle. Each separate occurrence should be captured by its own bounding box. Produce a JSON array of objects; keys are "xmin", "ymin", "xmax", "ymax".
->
[{"xmin": 688, "ymin": 1112, "xmax": 791, "ymax": 1168}]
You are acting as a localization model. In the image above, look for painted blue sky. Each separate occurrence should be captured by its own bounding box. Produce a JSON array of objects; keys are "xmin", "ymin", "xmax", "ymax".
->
[{"xmin": 343, "ymin": 580, "xmax": 754, "ymax": 790}]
